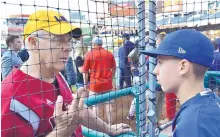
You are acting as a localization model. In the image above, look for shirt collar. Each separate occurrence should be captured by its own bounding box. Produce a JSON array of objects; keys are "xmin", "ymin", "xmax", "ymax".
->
[
  {"xmin": 172, "ymin": 89, "xmax": 213, "ymax": 131},
  {"xmin": 92, "ymin": 46, "xmax": 103, "ymax": 50},
  {"xmin": 9, "ymin": 49, "xmax": 19, "ymax": 56},
  {"xmin": 181, "ymin": 89, "xmax": 212, "ymax": 108}
]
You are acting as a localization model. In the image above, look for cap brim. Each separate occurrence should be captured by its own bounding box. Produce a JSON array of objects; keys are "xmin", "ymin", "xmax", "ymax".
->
[
  {"xmin": 140, "ymin": 49, "xmax": 169, "ymax": 57},
  {"xmin": 43, "ymin": 23, "xmax": 82, "ymax": 38}
]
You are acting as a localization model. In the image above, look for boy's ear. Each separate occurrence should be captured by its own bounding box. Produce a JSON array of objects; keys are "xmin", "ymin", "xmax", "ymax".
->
[{"xmin": 179, "ymin": 59, "xmax": 190, "ymax": 76}]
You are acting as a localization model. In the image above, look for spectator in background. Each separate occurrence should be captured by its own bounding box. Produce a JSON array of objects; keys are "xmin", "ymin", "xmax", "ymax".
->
[
  {"xmin": 61, "ymin": 57, "xmax": 76, "ymax": 87},
  {"xmin": 156, "ymin": 33, "xmax": 166, "ymax": 48},
  {"xmin": 119, "ymin": 33, "xmax": 135, "ymax": 89},
  {"xmin": 127, "ymin": 39, "xmax": 141, "ymax": 120},
  {"xmin": 1, "ymin": 35, "xmax": 23, "ymax": 79},
  {"xmin": 18, "ymin": 48, "xmax": 30, "ymax": 62},
  {"xmin": 118, "ymin": 45, "xmax": 125, "ymax": 87},
  {"xmin": 83, "ymin": 37, "xmax": 116, "ymax": 124},
  {"xmin": 74, "ymin": 43, "xmax": 89, "ymax": 88},
  {"xmin": 113, "ymin": 37, "xmax": 123, "ymax": 89},
  {"xmin": 209, "ymin": 39, "xmax": 220, "ymax": 96},
  {"xmin": 127, "ymin": 37, "xmax": 151, "ymax": 120},
  {"xmin": 209, "ymin": 38, "xmax": 220, "ymax": 71}
]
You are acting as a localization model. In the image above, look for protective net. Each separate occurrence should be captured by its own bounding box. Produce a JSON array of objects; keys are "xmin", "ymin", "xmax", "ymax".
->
[{"xmin": 1, "ymin": 0, "xmax": 220, "ymax": 137}]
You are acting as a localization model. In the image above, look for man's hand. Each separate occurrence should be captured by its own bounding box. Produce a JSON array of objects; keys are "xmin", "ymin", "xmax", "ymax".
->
[
  {"xmin": 112, "ymin": 83, "xmax": 117, "ymax": 91},
  {"xmin": 107, "ymin": 123, "xmax": 132, "ymax": 136},
  {"xmin": 84, "ymin": 84, "xmax": 88, "ymax": 90},
  {"xmin": 83, "ymin": 72, "xmax": 89, "ymax": 90},
  {"xmin": 46, "ymin": 95, "xmax": 83, "ymax": 137}
]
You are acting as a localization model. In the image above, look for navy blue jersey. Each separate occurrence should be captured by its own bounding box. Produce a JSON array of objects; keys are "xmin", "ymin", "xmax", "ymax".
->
[{"xmin": 172, "ymin": 90, "xmax": 220, "ymax": 137}]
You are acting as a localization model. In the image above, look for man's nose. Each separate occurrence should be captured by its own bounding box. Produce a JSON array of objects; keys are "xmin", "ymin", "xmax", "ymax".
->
[{"xmin": 63, "ymin": 48, "xmax": 72, "ymax": 53}]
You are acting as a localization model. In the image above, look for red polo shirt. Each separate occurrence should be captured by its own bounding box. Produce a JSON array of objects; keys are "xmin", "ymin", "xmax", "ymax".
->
[
  {"xmin": 1, "ymin": 68, "xmax": 83, "ymax": 137},
  {"xmin": 83, "ymin": 46, "xmax": 116, "ymax": 93}
]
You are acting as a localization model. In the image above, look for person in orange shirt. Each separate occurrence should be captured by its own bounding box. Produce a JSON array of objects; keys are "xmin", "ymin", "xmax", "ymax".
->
[{"xmin": 83, "ymin": 37, "xmax": 116, "ymax": 124}]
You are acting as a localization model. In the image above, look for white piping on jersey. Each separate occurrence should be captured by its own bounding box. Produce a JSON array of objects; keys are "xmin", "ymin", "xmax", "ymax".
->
[
  {"xmin": 46, "ymin": 99, "xmax": 54, "ymax": 106},
  {"xmin": 10, "ymin": 98, "xmax": 40, "ymax": 135},
  {"xmin": 200, "ymin": 88, "xmax": 212, "ymax": 96}
]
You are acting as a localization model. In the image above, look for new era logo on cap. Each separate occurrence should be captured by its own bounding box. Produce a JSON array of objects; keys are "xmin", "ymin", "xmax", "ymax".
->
[{"xmin": 178, "ymin": 47, "xmax": 186, "ymax": 54}]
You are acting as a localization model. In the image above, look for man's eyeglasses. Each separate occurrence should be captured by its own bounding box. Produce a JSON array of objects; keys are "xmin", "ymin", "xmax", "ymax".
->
[{"xmin": 36, "ymin": 34, "xmax": 78, "ymax": 45}]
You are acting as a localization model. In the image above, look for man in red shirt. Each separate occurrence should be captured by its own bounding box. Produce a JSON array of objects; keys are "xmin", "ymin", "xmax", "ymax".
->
[
  {"xmin": 83, "ymin": 37, "xmax": 116, "ymax": 124},
  {"xmin": 1, "ymin": 10, "xmax": 131, "ymax": 137}
]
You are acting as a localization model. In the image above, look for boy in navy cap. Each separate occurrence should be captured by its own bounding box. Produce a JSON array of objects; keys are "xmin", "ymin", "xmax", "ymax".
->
[{"xmin": 141, "ymin": 29, "xmax": 220, "ymax": 137}]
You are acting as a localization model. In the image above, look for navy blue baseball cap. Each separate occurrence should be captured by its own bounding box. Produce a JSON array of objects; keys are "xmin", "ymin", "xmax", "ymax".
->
[
  {"xmin": 122, "ymin": 33, "xmax": 130, "ymax": 38},
  {"xmin": 140, "ymin": 29, "xmax": 214, "ymax": 67}
]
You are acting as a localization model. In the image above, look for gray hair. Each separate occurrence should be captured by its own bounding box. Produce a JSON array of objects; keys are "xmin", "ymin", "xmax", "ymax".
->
[{"xmin": 25, "ymin": 30, "xmax": 46, "ymax": 47}]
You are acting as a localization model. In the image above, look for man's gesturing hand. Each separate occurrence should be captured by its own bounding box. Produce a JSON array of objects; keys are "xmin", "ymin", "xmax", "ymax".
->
[{"xmin": 52, "ymin": 95, "xmax": 82, "ymax": 137}]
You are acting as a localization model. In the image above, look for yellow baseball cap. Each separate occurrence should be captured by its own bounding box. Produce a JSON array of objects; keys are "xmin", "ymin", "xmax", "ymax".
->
[
  {"xmin": 23, "ymin": 10, "xmax": 82, "ymax": 40},
  {"xmin": 114, "ymin": 38, "xmax": 123, "ymax": 45}
]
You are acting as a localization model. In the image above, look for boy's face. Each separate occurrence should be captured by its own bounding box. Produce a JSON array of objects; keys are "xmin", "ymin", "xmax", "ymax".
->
[{"xmin": 153, "ymin": 55, "xmax": 181, "ymax": 93}]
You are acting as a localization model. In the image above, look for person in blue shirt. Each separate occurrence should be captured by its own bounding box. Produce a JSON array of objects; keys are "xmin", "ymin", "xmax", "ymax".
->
[
  {"xmin": 209, "ymin": 38, "xmax": 220, "ymax": 96},
  {"xmin": 141, "ymin": 29, "xmax": 220, "ymax": 137},
  {"xmin": 118, "ymin": 33, "xmax": 135, "ymax": 89},
  {"xmin": 1, "ymin": 35, "xmax": 23, "ymax": 79},
  {"xmin": 113, "ymin": 38, "xmax": 123, "ymax": 88},
  {"xmin": 74, "ymin": 43, "xmax": 89, "ymax": 88},
  {"xmin": 209, "ymin": 38, "xmax": 220, "ymax": 71},
  {"xmin": 118, "ymin": 46, "xmax": 126, "ymax": 88},
  {"xmin": 61, "ymin": 57, "xmax": 76, "ymax": 87}
]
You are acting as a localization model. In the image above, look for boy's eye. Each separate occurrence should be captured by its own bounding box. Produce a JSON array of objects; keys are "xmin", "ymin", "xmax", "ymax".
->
[{"xmin": 157, "ymin": 60, "xmax": 162, "ymax": 64}]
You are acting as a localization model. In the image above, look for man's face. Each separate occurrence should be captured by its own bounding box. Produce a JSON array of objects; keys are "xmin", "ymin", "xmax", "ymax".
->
[
  {"xmin": 153, "ymin": 56, "xmax": 181, "ymax": 93},
  {"xmin": 11, "ymin": 38, "xmax": 22, "ymax": 51},
  {"xmin": 37, "ymin": 32, "xmax": 73, "ymax": 72}
]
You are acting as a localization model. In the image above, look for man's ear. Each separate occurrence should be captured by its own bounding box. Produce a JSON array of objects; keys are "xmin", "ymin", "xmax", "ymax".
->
[
  {"xmin": 27, "ymin": 37, "xmax": 39, "ymax": 50},
  {"xmin": 8, "ymin": 42, "xmax": 12, "ymax": 48},
  {"xmin": 179, "ymin": 59, "xmax": 190, "ymax": 76}
]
